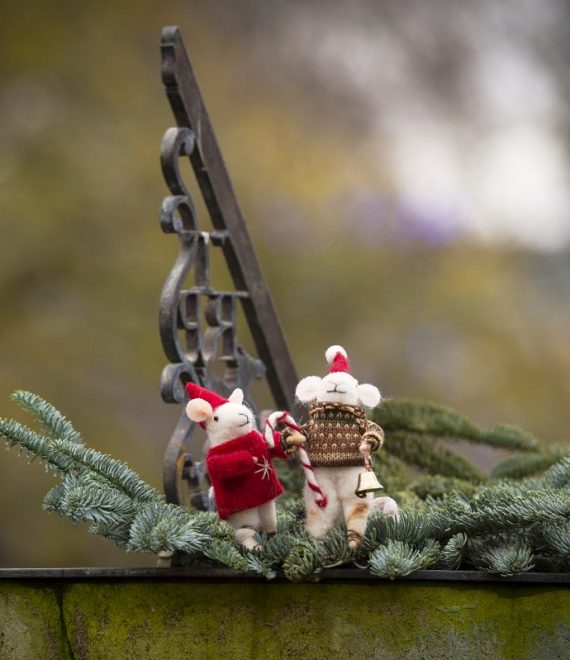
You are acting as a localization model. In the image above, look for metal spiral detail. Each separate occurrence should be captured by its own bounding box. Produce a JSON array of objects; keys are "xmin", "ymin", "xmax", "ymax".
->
[
  {"xmin": 159, "ymin": 27, "xmax": 298, "ymax": 515},
  {"xmin": 159, "ymin": 126, "xmax": 265, "ymax": 507}
]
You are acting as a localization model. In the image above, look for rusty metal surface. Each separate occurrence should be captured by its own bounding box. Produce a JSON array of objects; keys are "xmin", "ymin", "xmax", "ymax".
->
[{"xmin": 159, "ymin": 27, "xmax": 298, "ymax": 508}]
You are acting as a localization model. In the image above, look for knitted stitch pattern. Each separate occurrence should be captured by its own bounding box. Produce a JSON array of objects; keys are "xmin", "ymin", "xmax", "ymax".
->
[{"xmin": 302, "ymin": 402, "xmax": 384, "ymax": 467}]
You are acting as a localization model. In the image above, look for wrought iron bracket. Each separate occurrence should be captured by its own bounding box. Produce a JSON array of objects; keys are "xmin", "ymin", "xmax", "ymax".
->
[{"xmin": 159, "ymin": 26, "xmax": 298, "ymax": 507}]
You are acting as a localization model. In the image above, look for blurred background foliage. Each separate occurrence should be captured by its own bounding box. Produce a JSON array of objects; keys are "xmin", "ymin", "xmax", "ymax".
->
[{"xmin": 0, "ymin": 0, "xmax": 569, "ymax": 566}]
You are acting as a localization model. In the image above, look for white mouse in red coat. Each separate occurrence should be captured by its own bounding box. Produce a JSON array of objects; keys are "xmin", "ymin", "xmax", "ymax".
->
[{"xmin": 185, "ymin": 383, "xmax": 288, "ymax": 550}]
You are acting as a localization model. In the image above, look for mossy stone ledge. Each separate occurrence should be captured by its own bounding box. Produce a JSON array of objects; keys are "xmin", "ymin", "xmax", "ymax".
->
[{"xmin": 0, "ymin": 570, "xmax": 568, "ymax": 659}]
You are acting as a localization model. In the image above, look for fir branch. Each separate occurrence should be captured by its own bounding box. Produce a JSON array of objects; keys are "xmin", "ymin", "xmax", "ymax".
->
[
  {"xmin": 0, "ymin": 418, "xmax": 79, "ymax": 474},
  {"xmin": 375, "ymin": 400, "xmax": 538, "ymax": 451},
  {"xmin": 429, "ymin": 487, "xmax": 570, "ymax": 539},
  {"xmin": 438, "ymin": 533, "xmax": 468, "ymax": 570},
  {"xmin": 543, "ymin": 456, "xmax": 570, "ymax": 489},
  {"xmin": 51, "ymin": 438, "xmax": 162, "ymax": 503},
  {"xmin": 258, "ymin": 531, "xmax": 298, "ymax": 566},
  {"xmin": 89, "ymin": 520, "xmax": 132, "ymax": 548},
  {"xmin": 492, "ymin": 448, "xmax": 570, "ymax": 480},
  {"xmin": 43, "ymin": 484, "xmax": 66, "ymax": 516},
  {"xmin": 59, "ymin": 482, "xmax": 135, "ymax": 526},
  {"xmin": 468, "ymin": 538, "xmax": 534, "ymax": 576},
  {"xmin": 11, "ymin": 390, "xmax": 83, "ymax": 444},
  {"xmin": 542, "ymin": 520, "xmax": 570, "ymax": 557},
  {"xmin": 282, "ymin": 537, "xmax": 323, "ymax": 582},
  {"xmin": 203, "ymin": 539, "xmax": 249, "ymax": 573},
  {"xmin": 484, "ymin": 424, "xmax": 539, "ymax": 452},
  {"xmin": 4, "ymin": 391, "xmax": 570, "ymax": 580},
  {"xmin": 385, "ymin": 431, "xmax": 486, "ymax": 482},
  {"xmin": 190, "ymin": 512, "xmax": 235, "ymax": 542},
  {"xmin": 276, "ymin": 499, "xmax": 306, "ymax": 534},
  {"xmin": 245, "ymin": 553, "xmax": 277, "ymax": 580},
  {"xmin": 127, "ymin": 502, "xmax": 206, "ymax": 555},
  {"xmin": 367, "ymin": 508, "xmax": 434, "ymax": 548},
  {"xmin": 368, "ymin": 539, "xmax": 440, "ymax": 579},
  {"xmin": 149, "ymin": 513, "xmax": 207, "ymax": 555},
  {"xmin": 409, "ymin": 475, "xmax": 479, "ymax": 500},
  {"xmin": 126, "ymin": 503, "xmax": 163, "ymax": 553},
  {"xmin": 321, "ymin": 525, "xmax": 354, "ymax": 567}
]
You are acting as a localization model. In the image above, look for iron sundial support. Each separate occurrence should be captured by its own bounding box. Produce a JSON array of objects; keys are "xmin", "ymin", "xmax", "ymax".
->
[{"xmin": 159, "ymin": 26, "xmax": 298, "ymax": 508}]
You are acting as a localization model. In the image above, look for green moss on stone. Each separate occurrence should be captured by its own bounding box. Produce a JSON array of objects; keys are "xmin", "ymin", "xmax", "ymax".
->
[
  {"xmin": 60, "ymin": 581, "xmax": 570, "ymax": 660},
  {"xmin": 0, "ymin": 582, "xmax": 70, "ymax": 659},
  {"xmin": 0, "ymin": 579, "xmax": 568, "ymax": 659}
]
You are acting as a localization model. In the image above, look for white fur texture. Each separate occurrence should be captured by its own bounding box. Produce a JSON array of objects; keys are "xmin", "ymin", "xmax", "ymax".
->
[
  {"xmin": 228, "ymin": 500, "xmax": 277, "ymax": 550},
  {"xmin": 370, "ymin": 496, "xmax": 399, "ymax": 519},
  {"xmin": 198, "ymin": 389, "xmax": 254, "ymax": 447},
  {"xmin": 295, "ymin": 349, "xmax": 392, "ymax": 545},
  {"xmin": 184, "ymin": 388, "xmax": 280, "ymax": 550},
  {"xmin": 304, "ymin": 466, "xmax": 372, "ymax": 544},
  {"xmin": 325, "ymin": 345, "xmax": 347, "ymax": 363},
  {"xmin": 228, "ymin": 388, "xmax": 244, "ymax": 405},
  {"xmin": 295, "ymin": 372, "xmax": 381, "ymax": 408},
  {"xmin": 356, "ymin": 383, "xmax": 382, "ymax": 408}
]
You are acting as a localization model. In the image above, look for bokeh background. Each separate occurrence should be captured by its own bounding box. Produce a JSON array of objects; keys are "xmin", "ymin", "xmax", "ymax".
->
[{"xmin": 1, "ymin": 0, "xmax": 569, "ymax": 566}]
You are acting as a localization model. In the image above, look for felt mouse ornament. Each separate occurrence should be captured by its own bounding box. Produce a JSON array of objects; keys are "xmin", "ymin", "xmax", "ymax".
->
[
  {"xmin": 289, "ymin": 345, "xmax": 399, "ymax": 548},
  {"xmin": 185, "ymin": 383, "xmax": 292, "ymax": 550}
]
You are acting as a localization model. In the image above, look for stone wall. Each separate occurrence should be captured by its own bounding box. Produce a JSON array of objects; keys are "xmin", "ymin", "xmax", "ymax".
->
[{"xmin": 1, "ymin": 577, "xmax": 568, "ymax": 659}]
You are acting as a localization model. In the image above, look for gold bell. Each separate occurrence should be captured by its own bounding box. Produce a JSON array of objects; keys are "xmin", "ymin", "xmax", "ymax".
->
[{"xmin": 355, "ymin": 466, "xmax": 383, "ymax": 498}]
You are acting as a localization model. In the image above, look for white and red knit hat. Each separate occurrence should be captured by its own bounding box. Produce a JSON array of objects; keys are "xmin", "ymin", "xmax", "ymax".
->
[{"xmin": 325, "ymin": 345, "xmax": 350, "ymax": 374}]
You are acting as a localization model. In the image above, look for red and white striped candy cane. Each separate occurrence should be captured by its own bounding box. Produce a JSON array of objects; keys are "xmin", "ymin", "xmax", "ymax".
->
[{"xmin": 265, "ymin": 411, "xmax": 327, "ymax": 508}]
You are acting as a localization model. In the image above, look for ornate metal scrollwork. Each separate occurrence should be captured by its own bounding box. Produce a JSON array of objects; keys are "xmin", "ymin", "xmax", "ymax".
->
[
  {"xmin": 159, "ymin": 26, "xmax": 299, "ymax": 511},
  {"xmin": 159, "ymin": 127, "xmax": 266, "ymax": 507}
]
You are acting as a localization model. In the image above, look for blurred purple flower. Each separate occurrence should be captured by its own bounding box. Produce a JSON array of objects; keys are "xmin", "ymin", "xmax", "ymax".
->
[{"xmin": 395, "ymin": 196, "xmax": 465, "ymax": 246}]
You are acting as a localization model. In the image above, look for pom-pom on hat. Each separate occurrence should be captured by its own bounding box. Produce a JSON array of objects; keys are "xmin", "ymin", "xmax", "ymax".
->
[
  {"xmin": 325, "ymin": 345, "xmax": 350, "ymax": 374},
  {"xmin": 185, "ymin": 382, "xmax": 228, "ymax": 409}
]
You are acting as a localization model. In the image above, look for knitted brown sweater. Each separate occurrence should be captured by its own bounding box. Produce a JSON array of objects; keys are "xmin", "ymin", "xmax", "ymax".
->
[{"xmin": 300, "ymin": 402, "xmax": 384, "ymax": 467}]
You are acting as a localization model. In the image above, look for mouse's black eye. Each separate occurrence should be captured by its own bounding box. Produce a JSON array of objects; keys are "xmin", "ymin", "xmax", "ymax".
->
[{"xmin": 213, "ymin": 415, "xmax": 219, "ymax": 422}]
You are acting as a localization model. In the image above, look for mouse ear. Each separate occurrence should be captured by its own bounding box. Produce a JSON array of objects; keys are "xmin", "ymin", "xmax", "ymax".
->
[
  {"xmin": 356, "ymin": 383, "xmax": 381, "ymax": 409},
  {"xmin": 228, "ymin": 388, "xmax": 244, "ymax": 405},
  {"xmin": 295, "ymin": 376, "xmax": 322, "ymax": 403},
  {"xmin": 186, "ymin": 398, "xmax": 213, "ymax": 423}
]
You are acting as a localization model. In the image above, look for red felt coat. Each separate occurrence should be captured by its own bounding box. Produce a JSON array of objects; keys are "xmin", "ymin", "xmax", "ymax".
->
[{"xmin": 206, "ymin": 429, "xmax": 285, "ymax": 519}]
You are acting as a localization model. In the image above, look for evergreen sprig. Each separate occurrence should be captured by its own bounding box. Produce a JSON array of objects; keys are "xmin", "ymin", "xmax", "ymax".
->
[
  {"xmin": 204, "ymin": 540, "xmax": 250, "ymax": 573},
  {"xmin": 282, "ymin": 537, "xmax": 323, "ymax": 582},
  {"xmin": 468, "ymin": 538, "xmax": 535, "ymax": 576},
  {"xmin": 11, "ymin": 390, "xmax": 83, "ymax": 444},
  {"xmin": 1, "ymin": 418, "xmax": 81, "ymax": 475},
  {"xmin": 374, "ymin": 400, "xmax": 539, "ymax": 451},
  {"xmin": 542, "ymin": 520, "xmax": 570, "ymax": 558},
  {"xmin": 492, "ymin": 447, "xmax": 570, "ymax": 480},
  {"xmin": 51, "ymin": 438, "xmax": 162, "ymax": 503},
  {"xmin": 384, "ymin": 431, "xmax": 486, "ymax": 482},
  {"xmin": 544, "ymin": 456, "xmax": 570, "ymax": 489},
  {"xmin": 3, "ymin": 391, "xmax": 570, "ymax": 580},
  {"xmin": 438, "ymin": 533, "xmax": 467, "ymax": 570},
  {"xmin": 368, "ymin": 539, "xmax": 440, "ymax": 579}
]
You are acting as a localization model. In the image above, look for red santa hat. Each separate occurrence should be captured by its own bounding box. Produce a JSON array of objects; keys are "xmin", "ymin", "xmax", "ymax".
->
[
  {"xmin": 185, "ymin": 382, "xmax": 228, "ymax": 409},
  {"xmin": 325, "ymin": 345, "xmax": 350, "ymax": 374}
]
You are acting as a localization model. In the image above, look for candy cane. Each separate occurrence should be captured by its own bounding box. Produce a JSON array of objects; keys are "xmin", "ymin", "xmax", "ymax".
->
[{"xmin": 265, "ymin": 411, "xmax": 328, "ymax": 508}]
